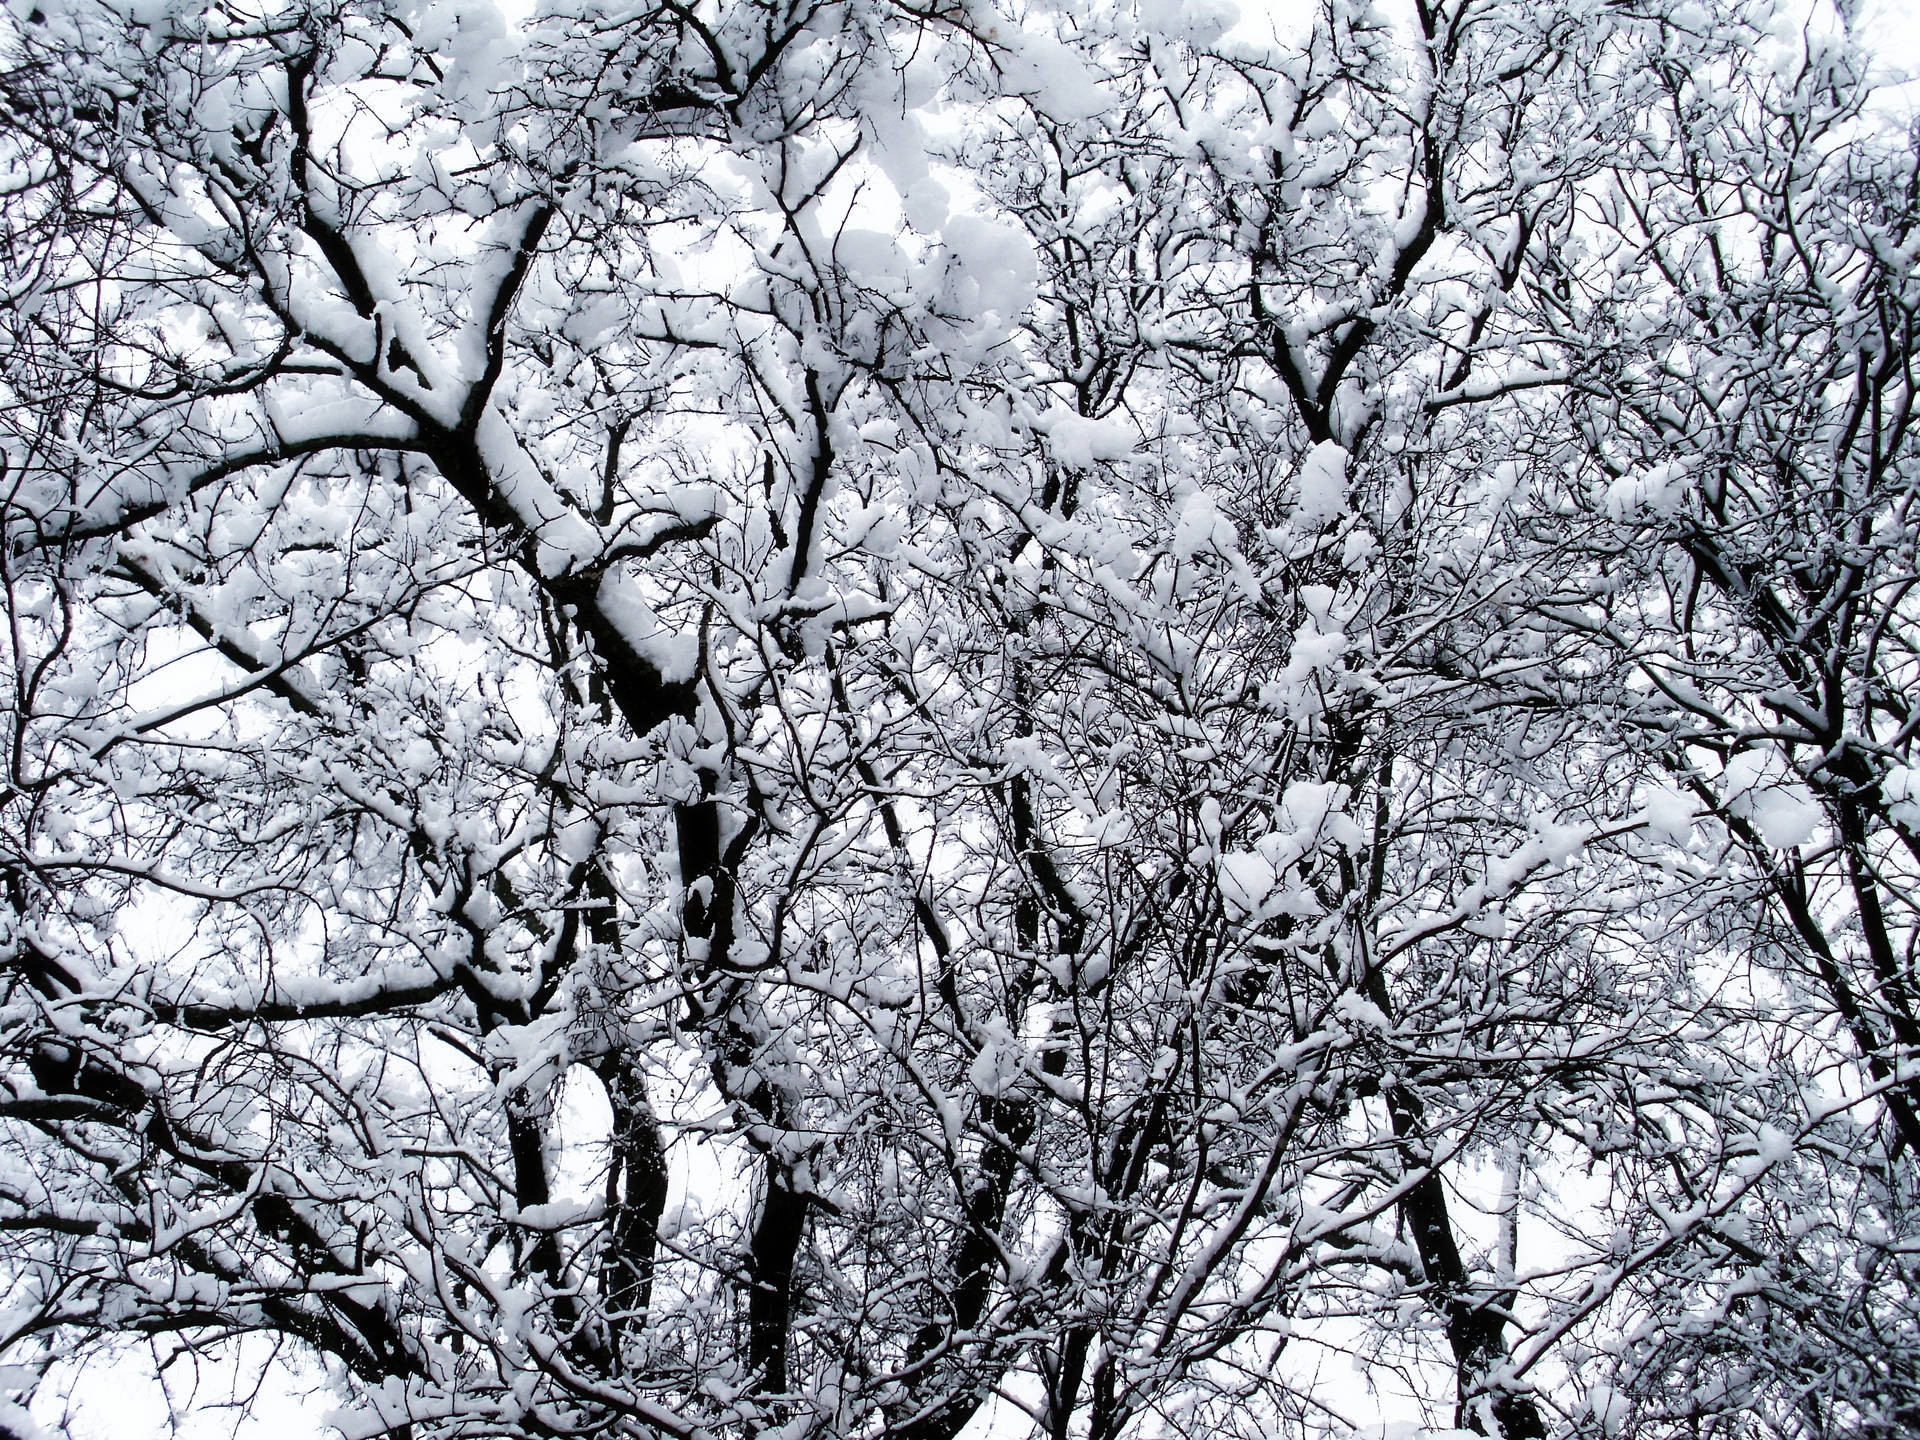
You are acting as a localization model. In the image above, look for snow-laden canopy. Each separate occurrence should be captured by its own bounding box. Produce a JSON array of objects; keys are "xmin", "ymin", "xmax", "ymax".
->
[{"xmin": 2, "ymin": 1, "xmax": 1918, "ymax": 1437}]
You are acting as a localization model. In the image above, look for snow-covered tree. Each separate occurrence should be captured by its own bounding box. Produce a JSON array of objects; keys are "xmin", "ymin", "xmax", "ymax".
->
[{"xmin": 1, "ymin": 1, "xmax": 1916, "ymax": 1438}]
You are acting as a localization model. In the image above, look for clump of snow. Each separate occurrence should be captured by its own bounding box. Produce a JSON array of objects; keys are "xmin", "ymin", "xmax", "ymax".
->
[
  {"xmin": 1584, "ymin": 1382, "xmax": 1631, "ymax": 1438},
  {"xmin": 1883, "ymin": 763, "xmax": 1920, "ymax": 830},
  {"xmin": 1138, "ymin": 0, "xmax": 1240, "ymax": 46},
  {"xmin": 1331, "ymin": 990, "xmax": 1391, "ymax": 1032},
  {"xmin": 1042, "ymin": 408, "xmax": 1139, "ymax": 467},
  {"xmin": 1603, "ymin": 460, "xmax": 1693, "ymax": 519},
  {"xmin": 1721, "ymin": 748, "xmax": 1821, "ymax": 849},
  {"xmin": 1172, "ymin": 490, "xmax": 1233, "ymax": 560},
  {"xmin": 1216, "ymin": 782, "xmax": 1359, "ymax": 922},
  {"xmin": 1165, "ymin": 487, "xmax": 1259, "ymax": 597},
  {"xmin": 1639, "ymin": 784, "xmax": 1698, "ymax": 845},
  {"xmin": 406, "ymin": 0, "xmax": 516, "ymax": 125},
  {"xmin": 967, "ymin": 1025, "xmax": 1030, "ymax": 1099},
  {"xmin": 902, "ymin": 178, "xmax": 951, "ymax": 233},
  {"xmin": 597, "ymin": 571, "xmax": 698, "ymax": 685},
  {"xmin": 1216, "ymin": 850, "xmax": 1277, "ymax": 917},
  {"xmin": 1269, "ymin": 611, "xmax": 1348, "ymax": 718},
  {"xmin": 835, "ymin": 228, "xmax": 911, "ymax": 292},
  {"xmin": 991, "ymin": 30, "xmax": 1109, "ymax": 122},
  {"xmin": 939, "ymin": 215, "xmax": 1039, "ymax": 326},
  {"xmin": 1291, "ymin": 442, "xmax": 1350, "ymax": 529}
]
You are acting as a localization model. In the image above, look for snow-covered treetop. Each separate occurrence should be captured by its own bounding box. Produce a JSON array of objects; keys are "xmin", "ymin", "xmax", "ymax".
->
[{"xmin": 2, "ymin": 2, "xmax": 1918, "ymax": 1437}]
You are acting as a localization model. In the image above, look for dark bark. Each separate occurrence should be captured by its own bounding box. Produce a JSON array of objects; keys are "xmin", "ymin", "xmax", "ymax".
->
[
  {"xmin": 1383, "ymin": 1073, "xmax": 1545, "ymax": 1440},
  {"xmin": 597, "ymin": 1055, "xmax": 672, "ymax": 1341}
]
